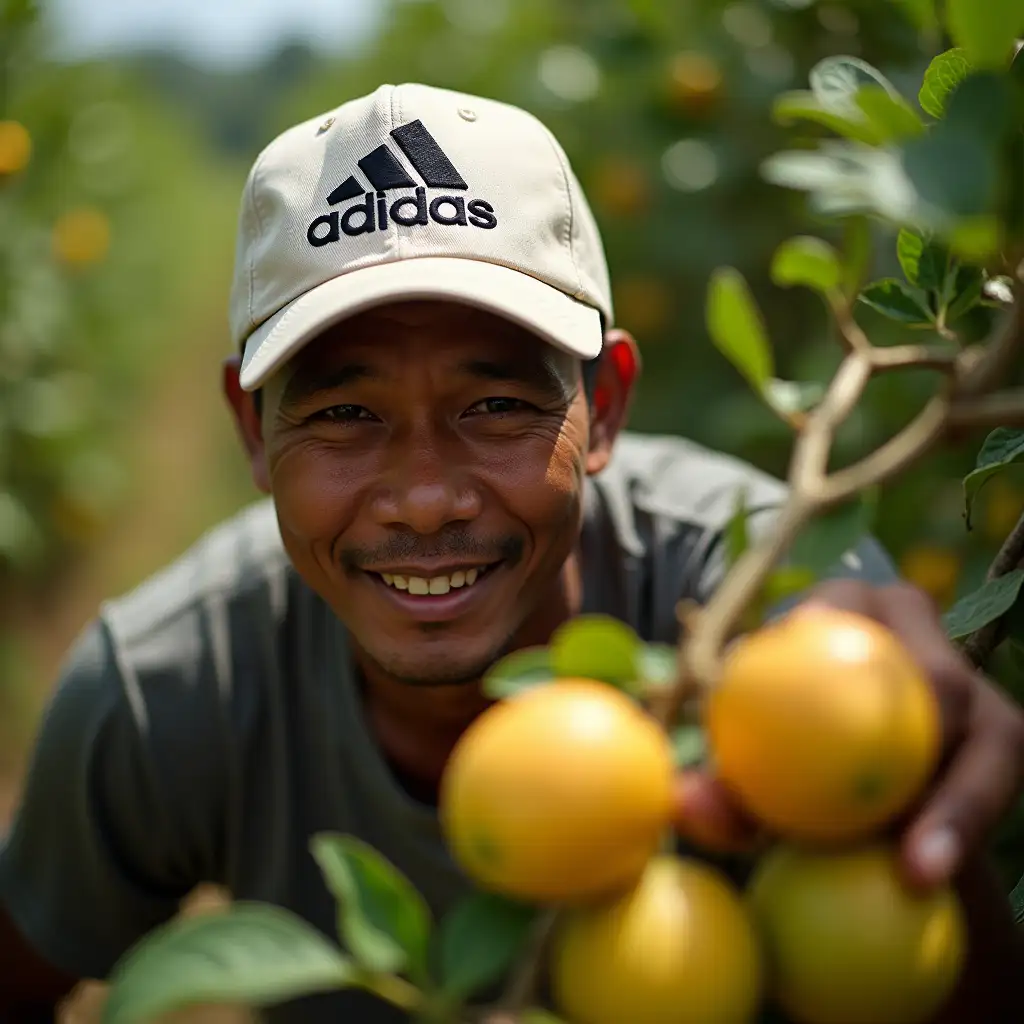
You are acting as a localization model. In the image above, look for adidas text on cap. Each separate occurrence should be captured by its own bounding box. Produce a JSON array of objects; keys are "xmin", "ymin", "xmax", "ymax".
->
[{"xmin": 230, "ymin": 83, "xmax": 614, "ymax": 392}]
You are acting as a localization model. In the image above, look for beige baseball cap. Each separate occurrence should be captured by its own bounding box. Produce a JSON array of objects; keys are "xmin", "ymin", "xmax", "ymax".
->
[{"xmin": 229, "ymin": 82, "xmax": 614, "ymax": 391}]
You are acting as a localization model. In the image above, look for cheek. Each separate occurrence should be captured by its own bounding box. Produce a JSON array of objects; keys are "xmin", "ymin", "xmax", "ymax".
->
[
  {"xmin": 484, "ymin": 420, "xmax": 588, "ymax": 533},
  {"xmin": 268, "ymin": 442, "xmax": 369, "ymax": 544}
]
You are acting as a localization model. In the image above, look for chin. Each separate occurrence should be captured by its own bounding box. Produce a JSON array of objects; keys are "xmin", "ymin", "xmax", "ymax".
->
[{"xmin": 358, "ymin": 627, "xmax": 513, "ymax": 688}]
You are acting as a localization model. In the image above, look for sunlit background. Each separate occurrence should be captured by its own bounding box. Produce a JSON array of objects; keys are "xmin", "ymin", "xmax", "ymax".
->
[{"xmin": 2, "ymin": 0, "xmax": 1023, "ymax": 839}]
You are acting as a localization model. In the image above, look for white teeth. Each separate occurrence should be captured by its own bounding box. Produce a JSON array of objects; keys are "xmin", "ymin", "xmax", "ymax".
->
[{"xmin": 379, "ymin": 566, "xmax": 488, "ymax": 594}]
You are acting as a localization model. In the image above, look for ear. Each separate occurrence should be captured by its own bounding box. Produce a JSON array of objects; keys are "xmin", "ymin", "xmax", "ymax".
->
[
  {"xmin": 222, "ymin": 355, "xmax": 270, "ymax": 493},
  {"xmin": 586, "ymin": 328, "xmax": 641, "ymax": 476}
]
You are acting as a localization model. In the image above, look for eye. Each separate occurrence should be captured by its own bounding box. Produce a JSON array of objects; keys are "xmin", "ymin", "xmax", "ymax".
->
[
  {"xmin": 310, "ymin": 404, "xmax": 378, "ymax": 424},
  {"xmin": 465, "ymin": 397, "xmax": 534, "ymax": 416}
]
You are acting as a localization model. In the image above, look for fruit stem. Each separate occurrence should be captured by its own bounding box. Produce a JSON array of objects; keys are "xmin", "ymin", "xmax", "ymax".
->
[{"xmin": 660, "ymin": 271, "xmax": 1024, "ymax": 731}]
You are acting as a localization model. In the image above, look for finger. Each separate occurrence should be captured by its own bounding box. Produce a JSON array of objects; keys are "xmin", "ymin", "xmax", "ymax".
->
[
  {"xmin": 671, "ymin": 771, "xmax": 765, "ymax": 853},
  {"xmin": 797, "ymin": 580, "xmax": 971, "ymax": 749},
  {"xmin": 901, "ymin": 680, "xmax": 1024, "ymax": 889}
]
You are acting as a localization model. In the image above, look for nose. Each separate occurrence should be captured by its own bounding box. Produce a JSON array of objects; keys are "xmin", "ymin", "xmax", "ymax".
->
[{"xmin": 371, "ymin": 437, "xmax": 482, "ymax": 535}]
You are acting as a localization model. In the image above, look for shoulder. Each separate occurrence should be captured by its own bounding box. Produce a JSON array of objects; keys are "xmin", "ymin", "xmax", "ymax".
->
[
  {"xmin": 55, "ymin": 498, "xmax": 300, "ymax": 765},
  {"xmin": 100, "ymin": 497, "xmax": 291, "ymax": 653},
  {"xmin": 594, "ymin": 431, "xmax": 789, "ymax": 537}
]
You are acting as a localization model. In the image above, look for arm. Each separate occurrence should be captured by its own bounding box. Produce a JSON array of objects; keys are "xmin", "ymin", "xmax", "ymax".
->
[{"xmin": 0, "ymin": 619, "xmax": 201, "ymax": 1011}]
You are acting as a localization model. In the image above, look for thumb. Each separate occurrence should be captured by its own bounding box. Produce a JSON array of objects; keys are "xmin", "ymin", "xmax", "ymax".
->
[{"xmin": 671, "ymin": 771, "xmax": 766, "ymax": 854}]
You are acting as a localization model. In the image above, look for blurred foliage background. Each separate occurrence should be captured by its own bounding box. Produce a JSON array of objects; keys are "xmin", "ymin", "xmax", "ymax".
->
[{"xmin": 1, "ymin": 0, "xmax": 1022, "ymax": 866}]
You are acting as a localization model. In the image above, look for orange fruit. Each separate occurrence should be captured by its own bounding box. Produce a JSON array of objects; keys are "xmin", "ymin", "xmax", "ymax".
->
[
  {"xmin": 748, "ymin": 843, "xmax": 965, "ymax": 1024},
  {"xmin": 705, "ymin": 606, "xmax": 941, "ymax": 844},
  {"xmin": 439, "ymin": 679, "xmax": 674, "ymax": 903},
  {"xmin": 552, "ymin": 854, "xmax": 764, "ymax": 1024},
  {"xmin": 53, "ymin": 206, "xmax": 111, "ymax": 267},
  {"xmin": 666, "ymin": 52, "xmax": 724, "ymax": 118},
  {"xmin": 0, "ymin": 120, "xmax": 31, "ymax": 175}
]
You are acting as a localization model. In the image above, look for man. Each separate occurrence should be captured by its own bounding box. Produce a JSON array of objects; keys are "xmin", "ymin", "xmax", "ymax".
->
[{"xmin": 1, "ymin": 82, "xmax": 1022, "ymax": 1023}]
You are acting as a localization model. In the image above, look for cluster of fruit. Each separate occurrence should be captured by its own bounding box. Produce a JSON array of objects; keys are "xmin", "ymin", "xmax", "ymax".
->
[{"xmin": 438, "ymin": 607, "xmax": 965, "ymax": 1024}]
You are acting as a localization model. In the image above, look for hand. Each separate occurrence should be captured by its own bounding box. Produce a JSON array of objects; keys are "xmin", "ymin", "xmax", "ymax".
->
[{"xmin": 673, "ymin": 579, "xmax": 1024, "ymax": 890}]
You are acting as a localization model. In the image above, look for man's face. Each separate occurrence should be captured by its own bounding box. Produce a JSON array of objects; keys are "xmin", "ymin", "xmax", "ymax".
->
[{"xmin": 254, "ymin": 301, "xmax": 598, "ymax": 687}]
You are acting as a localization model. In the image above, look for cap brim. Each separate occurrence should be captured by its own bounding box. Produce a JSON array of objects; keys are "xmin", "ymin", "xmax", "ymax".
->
[{"xmin": 238, "ymin": 256, "xmax": 603, "ymax": 391}]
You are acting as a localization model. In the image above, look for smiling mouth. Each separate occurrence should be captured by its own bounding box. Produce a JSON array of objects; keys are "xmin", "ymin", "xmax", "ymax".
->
[{"xmin": 372, "ymin": 563, "xmax": 501, "ymax": 596}]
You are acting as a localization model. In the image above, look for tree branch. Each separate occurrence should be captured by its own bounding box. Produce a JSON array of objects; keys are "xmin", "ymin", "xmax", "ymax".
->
[{"xmin": 666, "ymin": 290, "xmax": 1024, "ymax": 714}]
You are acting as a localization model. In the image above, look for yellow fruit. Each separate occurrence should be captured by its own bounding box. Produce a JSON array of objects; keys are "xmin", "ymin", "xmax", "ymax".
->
[
  {"xmin": 0, "ymin": 120, "xmax": 31, "ymax": 175},
  {"xmin": 899, "ymin": 546, "xmax": 960, "ymax": 608},
  {"xmin": 439, "ymin": 679, "xmax": 675, "ymax": 903},
  {"xmin": 748, "ymin": 843, "xmax": 965, "ymax": 1024},
  {"xmin": 705, "ymin": 607, "xmax": 941, "ymax": 843},
  {"xmin": 552, "ymin": 855, "xmax": 764, "ymax": 1024},
  {"xmin": 53, "ymin": 206, "xmax": 111, "ymax": 267}
]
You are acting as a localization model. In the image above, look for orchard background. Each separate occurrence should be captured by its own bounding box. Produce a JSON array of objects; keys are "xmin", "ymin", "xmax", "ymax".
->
[{"xmin": 1, "ymin": 0, "xmax": 1023, "ymax": 1018}]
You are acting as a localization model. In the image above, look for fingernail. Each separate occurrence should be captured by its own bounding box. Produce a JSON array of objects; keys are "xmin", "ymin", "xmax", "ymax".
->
[{"xmin": 914, "ymin": 827, "xmax": 961, "ymax": 881}]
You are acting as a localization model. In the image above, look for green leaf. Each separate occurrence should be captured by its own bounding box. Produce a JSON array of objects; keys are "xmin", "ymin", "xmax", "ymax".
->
[
  {"xmin": 809, "ymin": 56, "xmax": 903, "ymax": 120},
  {"xmin": 946, "ymin": 0, "xmax": 1024, "ymax": 69},
  {"xmin": 550, "ymin": 613, "xmax": 642, "ymax": 690},
  {"xmin": 706, "ymin": 267, "xmax": 774, "ymax": 394},
  {"xmin": 671, "ymin": 724, "xmax": 707, "ymax": 768},
  {"xmin": 902, "ymin": 74, "xmax": 1016, "ymax": 232},
  {"xmin": 896, "ymin": 230, "xmax": 948, "ymax": 294},
  {"xmin": 101, "ymin": 904, "xmax": 353, "ymax": 1024},
  {"xmin": 919, "ymin": 49, "xmax": 974, "ymax": 119},
  {"xmin": 945, "ymin": 264, "xmax": 985, "ymax": 323},
  {"xmin": 760, "ymin": 566, "xmax": 820, "ymax": 612},
  {"xmin": 437, "ymin": 893, "xmax": 538, "ymax": 1002},
  {"xmin": 761, "ymin": 144, "xmax": 923, "ymax": 227},
  {"xmin": 771, "ymin": 91, "xmax": 885, "ymax": 145},
  {"xmin": 1012, "ymin": 873, "xmax": 1024, "ymax": 926},
  {"xmin": 858, "ymin": 278, "xmax": 934, "ymax": 324},
  {"xmin": 638, "ymin": 643, "xmax": 678, "ymax": 690},
  {"xmin": 854, "ymin": 86, "xmax": 925, "ymax": 141},
  {"xmin": 771, "ymin": 235, "xmax": 843, "ymax": 295},
  {"xmin": 895, "ymin": 0, "xmax": 939, "ymax": 35},
  {"xmin": 787, "ymin": 493, "xmax": 875, "ymax": 580},
  {"xmin": 944, "ymin": 570, "xmax": 1024, "ymax": 639},
  {"xmin": 841, "ymin": 216, "xmax": 874, "ymax": 299},
  {"xmin": 482, "ymin": 647, "xmax": 554, "ymax": 700},
  {"xmin": 309, "ymin": 834, "xmax": 432, "ymax": 984},
  {"xmin": 963, "ymin": 428, "xmax": 1024, "ymax": 528}
]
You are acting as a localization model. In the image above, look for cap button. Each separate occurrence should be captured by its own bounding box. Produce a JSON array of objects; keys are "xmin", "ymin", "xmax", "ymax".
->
[
  {"xmin": 316, "ymin": 117, "xmax": 336, "ymax": 135},
  {"xmin": 457, "ymin": 107, "xmax": 478, "ymax": 122}
]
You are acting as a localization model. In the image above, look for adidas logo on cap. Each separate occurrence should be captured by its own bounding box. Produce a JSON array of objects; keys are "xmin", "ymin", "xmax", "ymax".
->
[{"xmin": 307, "ymin": 118, "xmax": 497, "ymax": 247}]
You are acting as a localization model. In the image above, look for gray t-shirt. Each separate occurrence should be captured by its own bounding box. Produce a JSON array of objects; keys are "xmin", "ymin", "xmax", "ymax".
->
[{"xmin": 0, "ymin": 432, "xmax": 897, "ymax": 1022}]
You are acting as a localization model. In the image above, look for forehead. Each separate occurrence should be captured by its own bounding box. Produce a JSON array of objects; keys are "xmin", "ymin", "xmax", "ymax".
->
[{"xmin": 275, "ymin": 299, "xmax": 576, "ymax": 385}]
